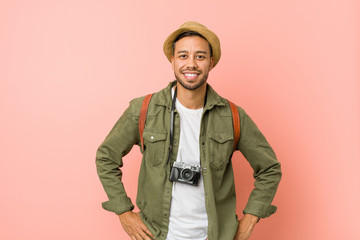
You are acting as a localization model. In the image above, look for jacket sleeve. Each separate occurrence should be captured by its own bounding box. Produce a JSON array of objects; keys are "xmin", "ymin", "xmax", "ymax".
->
[
  {"xmin": 237, "ymin": 108, "xmax": 282, "ymax": 219},
  {"xmin": 96, "ymin": 99, "xmax": 141, "ymax": 215}
]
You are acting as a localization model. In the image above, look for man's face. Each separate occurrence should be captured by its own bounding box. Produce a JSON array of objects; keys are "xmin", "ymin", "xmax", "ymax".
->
[{"xmin": 171, "ymin": 36, "xmax": 214, "ymax": 91}]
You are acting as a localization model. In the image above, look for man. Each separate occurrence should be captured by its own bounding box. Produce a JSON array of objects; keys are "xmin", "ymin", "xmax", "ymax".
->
[{"xmin": 96, "ymin": 21, "xmax": 281, "ymax": 240}]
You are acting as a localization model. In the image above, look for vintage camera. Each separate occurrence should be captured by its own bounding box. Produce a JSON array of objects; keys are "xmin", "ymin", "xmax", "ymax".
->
[{"xmin": 169, "ymin": 161, "xmax": 201, "ymax": 185}]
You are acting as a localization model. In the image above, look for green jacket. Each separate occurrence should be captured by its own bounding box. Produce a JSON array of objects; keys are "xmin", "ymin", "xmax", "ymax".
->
[{"xmin": 96, "ymin": 81, "xmax": 281, "ymax": 240}]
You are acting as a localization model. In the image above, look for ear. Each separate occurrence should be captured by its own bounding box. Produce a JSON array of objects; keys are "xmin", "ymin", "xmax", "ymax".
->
[
  {"xmin": 171, "ymin": 55, "xmax": 175, "ymax": 70},
  {"xmin": 209, "ymin": 56, "xmax": 215, "ymax": 71}
]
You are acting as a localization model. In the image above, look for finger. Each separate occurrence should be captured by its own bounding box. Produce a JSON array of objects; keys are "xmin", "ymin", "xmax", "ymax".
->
[
  {"xmin": 134, "ymin": 224, "xmax": 152, "ymax": 240},
  {"xmin": 145, "ymin": 229, "xmax": 155, "ymax": 239},
  {"xmin": 143, "ymin": 229, "xmax": 155, "ymax": 239},
  {"xmin": 135, "ymin": 213, "xmax": 155, "ymax": 239},
  {"xmin": 139, "ymin": 224, "xmax": 155, "ymax": 239},
  {"xmin": 125, "ymin": 225, "xmax": 145, "ymax": 240},
  {"xmin": 147, "ymin": 231, "xmax": 155, "ymax": 239},
  {"xmin": 133, "ymin": 233, "xmax": 144, "ymax": 240},
  {"xmin": 139, "ymin": 231, "xmax": 152, "ymax": 240},
  {"xmin": 131, "ymin": 223, "xmax": 151, "ymax": 240}
]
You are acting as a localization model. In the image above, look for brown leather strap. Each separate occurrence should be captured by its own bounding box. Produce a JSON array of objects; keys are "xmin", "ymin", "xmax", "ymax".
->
[
  {"xmin": 228, "ymin": 100, "xmax": 240, "ymax": 151},
  {"xmin": 139, "ymin": 94, "xmax": 153, "ymax": 151}
]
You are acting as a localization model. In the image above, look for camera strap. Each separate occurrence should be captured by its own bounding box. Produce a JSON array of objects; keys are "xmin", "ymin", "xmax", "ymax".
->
[{"xmin": 167, "ymin": 86, "xmax": 177, "ymax": 165}]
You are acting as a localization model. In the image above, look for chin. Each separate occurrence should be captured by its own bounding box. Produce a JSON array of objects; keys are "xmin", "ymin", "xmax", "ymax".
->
[
  {"xmin": 178, "ymin": 79, "xmax": 206, "ymax": 91},
  {"xmin": 175, "ymin": 72, "xmax": 208, "ymax": 91}
]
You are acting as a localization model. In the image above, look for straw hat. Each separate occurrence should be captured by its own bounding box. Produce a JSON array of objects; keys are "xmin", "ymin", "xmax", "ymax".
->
[{"xmin": 163, "ymin": 21, "xmax": 221, "ymax": 67}]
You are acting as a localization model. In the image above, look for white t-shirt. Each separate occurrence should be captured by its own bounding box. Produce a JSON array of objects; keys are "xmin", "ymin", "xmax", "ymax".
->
[{"xmin": 166, "ymin": 90, "xmax": 208, "ymax": 240}]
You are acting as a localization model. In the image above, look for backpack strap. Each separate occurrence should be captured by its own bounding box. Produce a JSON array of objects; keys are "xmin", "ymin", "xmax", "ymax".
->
[
  {"xmin": 139, "ymin": 93, "xmax": 153, "ymax": 151},
  {"xmin": 228, "ymin": 100, "xmax": 241, "ymax": 151}
]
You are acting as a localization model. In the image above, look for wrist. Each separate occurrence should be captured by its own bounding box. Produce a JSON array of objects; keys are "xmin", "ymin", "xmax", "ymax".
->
[
  {"xmin": 244, "ymin": 213, "xmax": 260, "ymax": 224},
  {"xmin": 118, "ymin": 211, "xmax": 132, "ymax": 220}
]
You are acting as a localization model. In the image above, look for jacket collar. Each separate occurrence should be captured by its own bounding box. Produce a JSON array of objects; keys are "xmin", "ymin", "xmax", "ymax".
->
[{"xmin": 152, "ymin": 80, "xmax": 227, "ymax": 111}]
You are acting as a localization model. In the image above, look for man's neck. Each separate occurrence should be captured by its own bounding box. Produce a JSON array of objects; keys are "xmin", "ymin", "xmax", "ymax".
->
[{"xmin": 175, "ymin": 82, "xmax": 207, "ymax": 109}]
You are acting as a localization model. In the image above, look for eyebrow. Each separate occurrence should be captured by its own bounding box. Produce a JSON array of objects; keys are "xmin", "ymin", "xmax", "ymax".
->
[{"xmin": 176, "ymin": 50, "xmax": 208, "ymax": 54}]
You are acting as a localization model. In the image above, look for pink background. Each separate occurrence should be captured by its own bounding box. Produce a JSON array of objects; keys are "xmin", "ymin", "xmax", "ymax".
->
[{"xmin": 1, "ymin": 0, "xmax": 359, "ymax": 239}]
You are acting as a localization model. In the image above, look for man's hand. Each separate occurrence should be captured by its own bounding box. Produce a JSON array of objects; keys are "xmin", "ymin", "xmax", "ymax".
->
[
  {"xmin": 234, "ymin": 214, "xmax": 259, "ymax": 240},
  {"xmin": 118, "ymin": 211, "xmax": 155, "ymax": 240}
]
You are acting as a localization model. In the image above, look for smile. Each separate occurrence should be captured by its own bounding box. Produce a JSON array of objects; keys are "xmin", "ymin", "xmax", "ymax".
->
[
  {"xmin": 183, "ymin": 73, "xmax": 199, "ymax": 80},
  {"xmin": 184, "ymin": 73, "xmax": 198, "ymax": 77}
]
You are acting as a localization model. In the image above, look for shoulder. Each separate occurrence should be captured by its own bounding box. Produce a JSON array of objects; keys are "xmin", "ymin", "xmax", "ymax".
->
[
  {"xmin": 128, "ymin": 82, "xmax": 172, "ymax": 117},
  {"xmin": 128, "ymin": 96, "xmax": 146, "ymax": 118},
  {"xmin": 208, "ymin": 85, "xmax": 246, "ymax": 118}
]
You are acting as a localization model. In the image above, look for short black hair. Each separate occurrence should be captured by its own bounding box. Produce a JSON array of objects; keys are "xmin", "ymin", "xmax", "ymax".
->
[{"xmin": 172, "ymin": 31, "xmax": 213, "ymax": 57}]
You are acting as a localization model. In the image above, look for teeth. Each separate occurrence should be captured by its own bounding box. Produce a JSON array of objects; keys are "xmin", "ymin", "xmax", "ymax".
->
[{"xmin": 184, "ymin": 73, "xmax": 197, "ymax": 76}]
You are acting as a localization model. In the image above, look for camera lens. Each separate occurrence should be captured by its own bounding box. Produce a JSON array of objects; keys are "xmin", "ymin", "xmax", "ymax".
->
[{"xmin": 181, "ymin": 168, "xmax": 194, "ymax": 181}]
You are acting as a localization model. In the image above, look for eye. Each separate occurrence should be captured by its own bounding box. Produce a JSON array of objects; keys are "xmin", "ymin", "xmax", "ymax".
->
[
  {"xmin": 196, "ymin": 55, "xmax": 205, "ymax": 59},
  {"xmin": 179, "ymin": 54, "xmax": 187, "ymax": 59}
]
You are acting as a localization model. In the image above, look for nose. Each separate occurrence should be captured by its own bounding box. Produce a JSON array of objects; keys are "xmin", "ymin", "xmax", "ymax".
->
[{"xmin": 186, "ymin": 55, "xmax": 198, "ymax": 69}]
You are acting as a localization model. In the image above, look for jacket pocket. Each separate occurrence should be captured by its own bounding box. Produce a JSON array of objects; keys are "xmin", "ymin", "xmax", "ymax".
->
[
  {"xmin": 208, "ymin": 133, "xmax": 234, "ymax": 169},
  {"xmin": 143, "ymin": 131, "xmax": 167, "ymax": 166}
]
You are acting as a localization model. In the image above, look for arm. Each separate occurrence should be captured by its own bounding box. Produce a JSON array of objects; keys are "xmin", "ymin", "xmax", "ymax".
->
[
  {"xmin": 238, "ymin": 109, "xmax": 282, "ymax": 219},
  {"xmin": 234, "ymin": 214, "xmax": 259, "ymax": 240},
  {"xmin": 96, "ymin": 104, "xmax": 138, "ymax": 214},
  {"xmin": 96, "ymin": 99, "xmax": 154, "ymax": 238}
]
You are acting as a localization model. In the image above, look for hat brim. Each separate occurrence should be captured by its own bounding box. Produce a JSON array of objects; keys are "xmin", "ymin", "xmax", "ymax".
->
[{"xmin": 163, "ymin": 25, "xmax": 221, "ymax": 67}]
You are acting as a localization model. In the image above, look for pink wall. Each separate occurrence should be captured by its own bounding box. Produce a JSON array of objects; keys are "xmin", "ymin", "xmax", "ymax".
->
[{"xmin": 1, "ymin": 0, "xmax": 359, "ymax": 239}]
